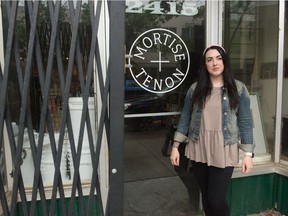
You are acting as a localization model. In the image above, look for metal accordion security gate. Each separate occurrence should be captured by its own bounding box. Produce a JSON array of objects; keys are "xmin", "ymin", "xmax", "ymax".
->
[{"xmin": 0, "ymin": 1, "xmax": 124, "ymax": 215}]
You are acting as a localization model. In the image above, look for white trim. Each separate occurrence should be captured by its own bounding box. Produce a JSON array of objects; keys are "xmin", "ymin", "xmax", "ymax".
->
[
  {"xmin": 232, "ymin": 154, "xmax": 288, "ymax": 179},
  {"xmin": 124, "ymin": 111, "xmax": 181, "ymax": 118},
  {"xmin": 276, "ymin": 163, "xmax": 288, "ymax": 176},
  {"xmin": 233, "ymin": 153, "xmax": 273, "ymax": 178},
  {"xmin": 233, "ymin": 163, "xmax": 275, "ymax": 179},
  {"xmin": 206, "ymin": 0, "xmax": 223, "ymax": 46},
  {"xmin": 274, "ymin": 0, "xmax": 285, "ymax": 164},
  {"xmin": 94, "ymin": 0, "xmax": 110, "ymax": 211},
  {"xmin": 233, "ymin": 163, "xmax": 288, "ymax": 179}
]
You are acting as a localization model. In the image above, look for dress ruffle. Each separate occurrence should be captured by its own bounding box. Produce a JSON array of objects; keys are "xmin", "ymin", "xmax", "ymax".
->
[{"xmin": 184, "ymin": 87, "xmax": 239, "ymax": 168}]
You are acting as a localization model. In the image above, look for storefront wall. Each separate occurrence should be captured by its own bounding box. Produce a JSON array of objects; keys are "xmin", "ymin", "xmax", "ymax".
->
[
  {"xmin": 124, "ymin": 0, "xmax": 287, "ymax": 175},
  {"xmin": 124, "ymin": 0, "xmax": 288, "ymax": 215},
  {"xmin": 222, "ymin": 1, "xmax": 288, "ymax": 215},
  {"xmin": 0, "ymin": 0, "xmax": 288, "ymax": 215}
]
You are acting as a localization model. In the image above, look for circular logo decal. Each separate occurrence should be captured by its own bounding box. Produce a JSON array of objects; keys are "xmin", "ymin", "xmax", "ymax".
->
[{"xmin": 128, "ymin": 28, "xmax": 190, "ymax": 93}]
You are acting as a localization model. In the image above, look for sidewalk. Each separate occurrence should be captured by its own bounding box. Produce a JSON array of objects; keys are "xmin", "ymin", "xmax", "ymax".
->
[
  {"xmin": 124, "ymin": 130, "xmax": 201, "ymax": 216},
  {"xmin": 123, "ymin": 130, "xmax": 286, "ymax": 216}
]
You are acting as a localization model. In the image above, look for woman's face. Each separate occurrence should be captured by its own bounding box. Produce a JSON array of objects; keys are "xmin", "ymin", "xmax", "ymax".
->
[{"xmin": 205, "ymin": 49, "xmax": 224, "ymax": 78}]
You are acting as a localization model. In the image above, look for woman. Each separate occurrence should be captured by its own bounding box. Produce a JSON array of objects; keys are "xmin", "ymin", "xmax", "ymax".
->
[{"xmin": 170, "ymin": 45, "xmax": 255, "ymax": 216}]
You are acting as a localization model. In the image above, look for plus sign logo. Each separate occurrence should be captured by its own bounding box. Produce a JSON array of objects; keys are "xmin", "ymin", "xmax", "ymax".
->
[{"xmin": 128, "ymin": 28, "xmax": 190, "ymax": 93}]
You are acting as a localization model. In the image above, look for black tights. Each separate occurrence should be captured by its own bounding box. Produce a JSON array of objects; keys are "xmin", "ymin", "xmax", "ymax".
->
[{"xmin": 191, "ymin": 161, "xmax": 234, "ymax": 216}]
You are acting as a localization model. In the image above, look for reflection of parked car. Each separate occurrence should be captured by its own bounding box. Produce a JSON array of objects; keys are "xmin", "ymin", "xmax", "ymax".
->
[
  {"xmin": 124, "ymin": 84, "xmax": 169, "ymax": 131},
  {"xmin": 125, "ymin": 93, "xmax": 169, "ymax": 114},
  {"xmin": 124, "ymin": 80, "xmax": 180, "ymax": 131},
  {"xmin": 124, "ymin": 80, "xmax": 179, "ymax": 114}
]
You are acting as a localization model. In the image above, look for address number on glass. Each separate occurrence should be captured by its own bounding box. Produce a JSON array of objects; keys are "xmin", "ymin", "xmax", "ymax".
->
[{"xmin": 126, "ymin": 0, "xmax": 200, "ymax": 16}]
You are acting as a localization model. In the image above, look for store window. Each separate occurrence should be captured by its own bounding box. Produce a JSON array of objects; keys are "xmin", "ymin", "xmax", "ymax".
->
[
  {"xmin": 281, "ymin": 2, "xmax": 288, "ymax": 162},
  {"xmin": 2, "ymin": 1, "xmax": 96, "ymax": 186},
  {"xmin": 124, "ymin": 0, "xmax": 205, "ymax": 204},
  {"xmin": 223, "ymin": 1, "xmax": 279, "ymax": 162},
  {"xmin": 125, "ymin": 0, "xmax": 205, "ymax": 131}
]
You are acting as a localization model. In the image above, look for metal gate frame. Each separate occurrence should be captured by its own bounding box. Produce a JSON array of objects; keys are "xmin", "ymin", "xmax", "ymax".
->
[
  {"xmin": 0, "ymin": 0, "xmax": 125, "ymax": 215},
  {"xmin": 108, "ymin": 0, "xmax": 125, "ymax": 215}
]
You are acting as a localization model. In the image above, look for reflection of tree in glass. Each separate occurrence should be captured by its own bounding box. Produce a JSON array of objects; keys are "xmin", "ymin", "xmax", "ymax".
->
[
  {"xmin": 126, "ymin": 2, "xmax": 206, "ymax": 48},
  {"xmin": 37, "ymin": 1, "xmax": 68, "ymax": 24},
  {"xmin": 225, "ymin": 1, "xmax": 256, "ymax": 50},
  {"xmin": 126, "ymin": 2, "xmax": 175, "ymax": 48},
  {"xmin": 12, "ymin": 1, "xmax": 90, "ymax": 60},
  {"xmin": 80, "ymin": 3, "xmax": 91, "ymax": 25}
]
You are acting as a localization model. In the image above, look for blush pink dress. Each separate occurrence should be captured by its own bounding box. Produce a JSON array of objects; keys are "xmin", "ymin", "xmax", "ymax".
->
[{"xmin": 185, "ymin": 87, "xmax": 239, "ymax": 168}]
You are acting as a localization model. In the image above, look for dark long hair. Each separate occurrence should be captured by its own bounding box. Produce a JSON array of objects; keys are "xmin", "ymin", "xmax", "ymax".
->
[{"xmin": 191, "ymin": 45, "xmax": 239, "ymax": 110}]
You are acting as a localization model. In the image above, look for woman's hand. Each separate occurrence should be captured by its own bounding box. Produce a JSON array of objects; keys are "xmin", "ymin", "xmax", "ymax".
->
[
  {"xmin": 170, "ymin": 147, "xmax": 180, "ymax": 166},
  {"xmin": 242, "ymin": 155, "xmax": 253, "ymax": 174}
]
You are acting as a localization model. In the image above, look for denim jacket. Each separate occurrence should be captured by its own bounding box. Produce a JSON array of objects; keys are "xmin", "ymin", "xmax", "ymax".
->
[{"xmin": 174, "ymin": 80, "xmax": 255, "ymax": 153}]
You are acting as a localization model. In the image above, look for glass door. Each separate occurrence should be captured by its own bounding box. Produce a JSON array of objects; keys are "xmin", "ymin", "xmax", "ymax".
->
[{"xmin": 124, "ymin": 1, "xmax": 206, "ymax": 215}]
